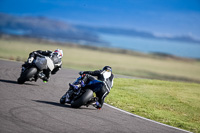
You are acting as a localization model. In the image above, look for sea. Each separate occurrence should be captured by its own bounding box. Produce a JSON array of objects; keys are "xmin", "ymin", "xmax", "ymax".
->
[{"xmin": 99, "ymin": 34, "xmax": 200, "ymax": 59}]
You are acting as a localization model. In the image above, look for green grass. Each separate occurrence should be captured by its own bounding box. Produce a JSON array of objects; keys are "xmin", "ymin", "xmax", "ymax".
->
[
  {"xmin": 0, "ymin": 37, "xmax": 200, "ymax": 83},
  {"xmin": 106, "ymin": 78, "xmax": 200, "ymax": 132}
]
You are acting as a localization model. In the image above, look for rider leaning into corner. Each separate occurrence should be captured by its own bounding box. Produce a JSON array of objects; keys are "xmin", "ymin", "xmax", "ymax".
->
[
  {"xmin": 22, "ymin": 49, "xmax": 63, "ymax": 82},
  {"xmin": 70, "ymin": 66, "xmax": 114, "ymax": 109}
]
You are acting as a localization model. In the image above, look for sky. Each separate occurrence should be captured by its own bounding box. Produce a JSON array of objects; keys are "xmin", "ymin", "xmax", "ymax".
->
[{"xmin": 0, "ymin": 0, "xmax": 200, "ymax": 40}]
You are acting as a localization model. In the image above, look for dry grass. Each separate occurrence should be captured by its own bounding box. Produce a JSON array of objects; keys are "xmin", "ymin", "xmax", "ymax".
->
[{"xmin": 0, "ymin": 37, "xmax": 200, "ymax": 83}]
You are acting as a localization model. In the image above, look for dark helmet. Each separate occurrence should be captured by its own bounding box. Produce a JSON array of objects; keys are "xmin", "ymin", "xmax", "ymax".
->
[{"xmin": 103, "ymin": 66, "xmax": 112, "ymax": 72}]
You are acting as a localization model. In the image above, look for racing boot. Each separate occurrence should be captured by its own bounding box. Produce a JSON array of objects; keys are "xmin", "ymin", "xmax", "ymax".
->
[
  {"xmin": 38, "ymin": 72, "xmax": 45, "ymax": 79},
  {"xmin": 42, "ymin": 77, "xmax": 49, "ymax": 83},
  {"xmin": 92, "ymin": 101, "xmax": 101, "ymax": 109},
  {"xmin": 38, "ymin": 72, "xmax": 49, "ymax": 83},
  {"xmin": 86, "ymin": 97, "xmax": 98, "ymax": 107}
]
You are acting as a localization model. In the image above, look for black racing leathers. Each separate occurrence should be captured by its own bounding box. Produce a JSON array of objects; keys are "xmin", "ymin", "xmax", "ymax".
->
[{"xmin": 82, "ymin": 70, "xmax": 114, "ymax": 108}]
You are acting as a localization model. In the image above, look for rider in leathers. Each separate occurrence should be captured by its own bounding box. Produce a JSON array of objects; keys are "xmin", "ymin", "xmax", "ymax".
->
[
  {"xmin": 72, "ymin": 66, "xmax": 114, "ymax": 109},
  {"xmin": 22, "ymin": 49, "xmax": 63, "ymax": 82}
]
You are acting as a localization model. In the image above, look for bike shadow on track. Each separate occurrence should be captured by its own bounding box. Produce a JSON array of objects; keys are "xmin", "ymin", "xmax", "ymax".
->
[
  {"xmin": 33, "ymin": 100, "xmax": 96, "ymax": 110},
  {"xmin": 0, "ymin": 79, "xmax": 39, "ymax": 86}
]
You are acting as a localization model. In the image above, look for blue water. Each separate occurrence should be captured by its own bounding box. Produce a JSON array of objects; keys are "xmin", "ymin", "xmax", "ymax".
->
[
  {"xmin": 99, "ymin": 34, "xmax": 200, "ymax": 59},
  {"xmin": 2, "ymin": 29, "xmax": 29, "ymax": 35}
]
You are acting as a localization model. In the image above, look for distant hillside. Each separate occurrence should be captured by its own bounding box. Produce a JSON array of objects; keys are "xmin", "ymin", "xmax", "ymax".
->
[
  {"xmin": 0, "ymin": 13, "xmax": 200, "ymax": 45},
  {"xmin": 76, "ymin": 25, "xmax": 200, "ymax": 44},
  {"xmin": 0, "ymin": 13, "xmax": 107, "ymax": 45}
]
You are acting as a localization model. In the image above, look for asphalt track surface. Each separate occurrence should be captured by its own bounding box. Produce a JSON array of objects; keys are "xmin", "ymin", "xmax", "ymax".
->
[{"xmin": 0, "ymin": 60, "xmax": 190, "ymax": 133}]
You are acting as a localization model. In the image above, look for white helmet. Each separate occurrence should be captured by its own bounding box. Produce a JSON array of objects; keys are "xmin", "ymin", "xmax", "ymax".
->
[{"xmin": 53, "ymin": 49, "xmax": 63, "ymax": 58}]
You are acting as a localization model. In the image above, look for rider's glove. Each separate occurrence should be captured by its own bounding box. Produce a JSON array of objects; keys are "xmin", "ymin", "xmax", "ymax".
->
[
  {"xmin": 69, "ymin": 83, "xmax": 79, "ymax": 91},
  {"xmin": 79, "ymin": 71, "xmax": 84, "ymax": 75},
  {"xmin": 27, "ymin": 57, "xmax": 34, "ymax": 64}
]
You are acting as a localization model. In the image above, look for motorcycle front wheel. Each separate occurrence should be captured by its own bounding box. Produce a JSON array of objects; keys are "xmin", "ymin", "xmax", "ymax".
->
[{"xmin": 60, "ymin": 95, "xmax": 66, "ymax": 104}]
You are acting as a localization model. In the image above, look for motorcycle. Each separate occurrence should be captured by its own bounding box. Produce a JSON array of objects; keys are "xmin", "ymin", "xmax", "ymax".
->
[
  {"xmin": 17, "ymin": 54, "xmax": 55, "ymax": 84},
  {"xmin": 60, "ymin": 75, "xmax": 97, "ymax": 108}
]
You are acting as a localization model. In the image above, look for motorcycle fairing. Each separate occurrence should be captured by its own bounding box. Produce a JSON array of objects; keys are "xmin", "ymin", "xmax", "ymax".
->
[{"xmin": 35, "ymin": 56, "xmax": 55, "ymax": 71}]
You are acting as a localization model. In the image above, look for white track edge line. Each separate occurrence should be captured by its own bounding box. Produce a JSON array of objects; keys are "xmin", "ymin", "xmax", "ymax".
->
[{"xmin": 104, "ymin": 103, "xmax": 192, "ymax": 133}]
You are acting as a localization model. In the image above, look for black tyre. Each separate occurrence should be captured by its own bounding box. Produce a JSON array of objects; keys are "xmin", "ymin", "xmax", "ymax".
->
[
  {"xmin": 71, "ymin": 89, "xmax": 93, "ymax": 108},
  {"xmin": 17, "ymin": 76, "xmax": 26, "ymax": 84},
  {"xmin": 17, "ymin": 67, "xmax": 37, "ymax": 84},
  {"xmin": 60, "ymin": 97, "xmax": 66, "ymax": 104}
]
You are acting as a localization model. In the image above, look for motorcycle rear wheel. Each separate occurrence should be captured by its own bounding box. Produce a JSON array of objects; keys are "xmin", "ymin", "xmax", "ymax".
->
[
  {"xmin": 71, "ymin": 89, "xmax": 93, "ymax": 108},
  {"xmin": 17, "ymin": 67, "xmax": 37, "ymax": 84}
]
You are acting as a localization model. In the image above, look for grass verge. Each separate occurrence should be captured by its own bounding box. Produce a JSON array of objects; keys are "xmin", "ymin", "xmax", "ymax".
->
[{"xmin": 105, "ymin": 78, "xmax": 200, "ymax": 132}]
